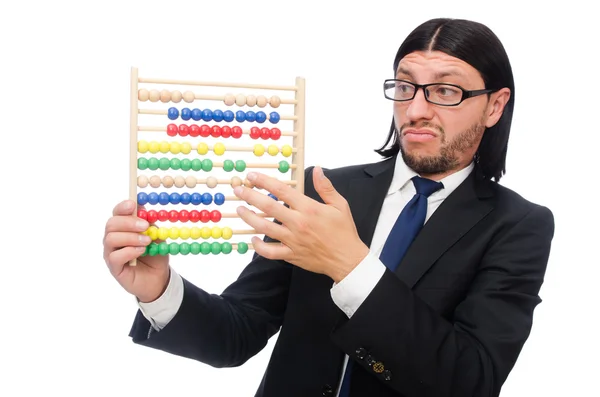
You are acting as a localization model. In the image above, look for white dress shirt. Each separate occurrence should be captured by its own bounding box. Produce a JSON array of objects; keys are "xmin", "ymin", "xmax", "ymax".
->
[{"xmin": 137, "ymin": 156, "xmax": 474, "ymax": 395}]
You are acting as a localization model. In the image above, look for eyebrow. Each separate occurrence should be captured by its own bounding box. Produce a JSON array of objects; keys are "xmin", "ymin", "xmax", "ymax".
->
[{"xmin": 395, "ymin": 66, "xmax": 468, "ymax": 81}]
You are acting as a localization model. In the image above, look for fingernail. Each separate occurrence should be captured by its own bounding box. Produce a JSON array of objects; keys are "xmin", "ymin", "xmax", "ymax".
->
[
  {"xmin": 136, "ymin": 220, "xmax": 149, "ymax": 230},
  {"xmin": 233, "ymin": 186, "xmax": 243, "ymax": 196},
  {"xmin": 139, "ymin": 234, "xmax": 151, "ymax": 244},
  {"xmin": 317, "ymin": 166, "xmax": 325, "ymax": 179},
  {"xmin": 247, "ymin": 172, "xmax": 256, "ymax": 181}
]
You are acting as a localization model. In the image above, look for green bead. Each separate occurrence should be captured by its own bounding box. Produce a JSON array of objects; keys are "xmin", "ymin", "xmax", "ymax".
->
[
  {"xmin": 202, "ymin": 159, "xmax": 213, "ymax": 171},
  {"xmin": 190, "ymin": 242, "xmax": 201, "ymax": 255},
  {"xmin": 148, "ymin": 243, "xmax": 159, "ymax": 256},
  {"xmin": 200, "ymin": 242, "xmax": 211, "ymax": 255},
  {"xmin": 159, "ymin": 157, "xmax": 171, "ymax": 170},
  {"xmin": 179, "ymin": 242, "xmax": 191, "ymax": 255},
  {"xmin": 235, "ymin": 160, "xmax": 246, "ymax": 172},
  {"xmin": 170, "ymin": 158, "xmax": 181, "ymax": 170},
  {"xmin": 137, "ymin": 157, "xmax": 148, "ymax": 170},
  {"xmin": 237, "ymin": 242, "xmax": 248, "ymax": 254},
  {"xmin": 191, "ymin": 158, "xmax": 203, "ymax": 171},
  {"xmin": 169, "ymin": 242, "xmax": 180, "ymax": 255},
  {"xmin": 223, "ymin": 159, "xmax": 234, "ymax": 172},
  {"xmin": 148, "ymin": 157, "xmax": 160, "ymax": 170},
  {"xmin": 278, "ymin": 160, "xmax": 290, "ymax": 173},
  {"xmin": 211, "ymin": 242, "xmax": 222, "ymax": 255},
  {"xmin": 180, "ymin": 158, "xmax": 192, "ymax": 171},
  {"xmin": 158, "ymin": 242, "xmax": 169, "ymax": 256},
  {"xmin": 221, "ymin": 242, "xmax": 232, "ymax": 254}
]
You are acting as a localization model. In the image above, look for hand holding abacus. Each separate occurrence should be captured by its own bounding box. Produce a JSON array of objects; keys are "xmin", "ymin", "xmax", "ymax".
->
[{"xmin": 233, "ymin": 166, "xmax": 370, "ymax": 283}]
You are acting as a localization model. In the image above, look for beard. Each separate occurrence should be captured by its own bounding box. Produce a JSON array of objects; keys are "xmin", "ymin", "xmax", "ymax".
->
[{"xmin": 398, "ymin": 117, "xmax": 485, "ymax": 175}]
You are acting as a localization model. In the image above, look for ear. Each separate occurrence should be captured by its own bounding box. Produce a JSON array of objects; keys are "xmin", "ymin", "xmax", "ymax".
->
[{"xmin": 484, "ymin": 88, "xmax": 511, "ymax": 128}]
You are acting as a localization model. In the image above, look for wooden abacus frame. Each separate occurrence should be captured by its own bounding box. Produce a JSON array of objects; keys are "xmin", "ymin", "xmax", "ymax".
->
[{"xmin": 129, "ymin": 67, "xmax": 305, "ymax": 266}]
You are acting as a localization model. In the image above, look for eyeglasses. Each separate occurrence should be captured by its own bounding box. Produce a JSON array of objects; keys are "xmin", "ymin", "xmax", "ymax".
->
[{"xmin": 383, "ymin": 79, "xmax": 495, "ymax": 106}]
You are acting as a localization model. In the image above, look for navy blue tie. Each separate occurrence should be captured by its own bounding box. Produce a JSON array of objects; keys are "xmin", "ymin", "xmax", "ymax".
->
[{"xmin": 338, "ymin": 176, "xmax": 444, "ymax": 397}]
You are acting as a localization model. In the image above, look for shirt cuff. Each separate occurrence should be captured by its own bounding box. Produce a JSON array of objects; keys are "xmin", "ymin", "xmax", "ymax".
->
[
  {"xmin": 136, "ymin": 267, "xmax": 184, "ymax": 331},
  {"xmin": 330, "ymin": 251, "xmax": 386, "ymax": 318}
]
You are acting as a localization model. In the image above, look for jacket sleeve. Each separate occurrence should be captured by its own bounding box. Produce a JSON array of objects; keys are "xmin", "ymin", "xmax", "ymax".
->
[{"xmin": 330, "ymin": 204, "xmax": 555, "ymax": 397}]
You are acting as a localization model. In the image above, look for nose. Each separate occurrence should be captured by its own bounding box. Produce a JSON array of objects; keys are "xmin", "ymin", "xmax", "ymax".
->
[{"xmin": 405, "ymin": 88, "xmax": 434, "ymax": 121}]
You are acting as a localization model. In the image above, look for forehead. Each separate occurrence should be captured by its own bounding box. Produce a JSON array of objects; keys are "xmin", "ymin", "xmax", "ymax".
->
[{"xmin": 396, "ymin": 50, "xmax": 482, "ymax": 85}]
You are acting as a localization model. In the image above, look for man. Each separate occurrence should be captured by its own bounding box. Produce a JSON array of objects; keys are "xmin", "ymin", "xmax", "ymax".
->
[{"xmin": 103, "ymin": 18, "xmax": 554, "ymax": 397}]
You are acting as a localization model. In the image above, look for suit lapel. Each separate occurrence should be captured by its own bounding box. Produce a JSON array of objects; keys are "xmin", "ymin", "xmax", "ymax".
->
[{"xmin": 394, "ymin": 168, "xmax": 494, "ymax": 288}]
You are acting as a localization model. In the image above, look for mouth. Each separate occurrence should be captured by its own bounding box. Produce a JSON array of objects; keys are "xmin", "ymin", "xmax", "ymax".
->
[{"xmin": 402, "ymin": 129, "xmax": 437, "ymax": 142}]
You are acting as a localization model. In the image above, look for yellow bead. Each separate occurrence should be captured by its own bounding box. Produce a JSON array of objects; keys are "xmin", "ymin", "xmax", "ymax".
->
[
  {"xmin": 190, "ymin": 227, "xmax": 201, "ymax": 239},
  {"xmin": 138, "ymin": 140, "xmax": 149, "ymax": 153},
  {"xmin": 213, "ymin": 142, "xmax": 225, "ymax": 155},
  {"xmin": 169, "ymin": 227, "xmax": 179, "ymax": 239},
  {"xmin": 211, "ymin": 226, "xmax": 222, "ymax": 239},
  {"xmin": 201, "ymin": 227, "xmax": 212, "ymax": 239},
  {"xmin": 267, "ymin": 145, "xmax": 279, "ymax": 156},
  {"xmin": 222, "ymin": 227, "xmax": 233, "ymax": 240},
  {"xmin": 159, "ymin": 141, "xmax": 170, "ymax": 153},
  {"xmin": 157, "ymin": 227, "xmax": 169, "ymax": 240},
  {"xmin": 197, "ymin": 142, "xmax": 209, "ymax": 155},
  {"xmin": 179, "ymin": 227, "xmax": 190, "ymax": 240},
  {"xmin": 181, "ymin": 142, "xmax": 192, "ymax": 154},
  {"xmin": 147, "ymin": 226, "xmax": 158, "ymax": 240},
  {"xmin": 148, "ymin": 141, "xmax": 160, "ymax": 153},
  {"xmin": 170, "ymin": 142, "xmax": 181, "ymax": 154},
  {"xmin": 253, "ymin": 144, "xmax": 265, "ymax": 156},
  {"xmin": 281, "ymin": 144, "xmax": 293, "ymax": 157}
]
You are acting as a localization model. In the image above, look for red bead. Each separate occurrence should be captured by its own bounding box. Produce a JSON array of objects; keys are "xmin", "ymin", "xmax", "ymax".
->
[
  {"xmin": 231, "ymin": 126, "xmax": 243, "ymax": 139},
  {"xmin": 167, "ymin": 124, "xmax": 178, "ymax": 137},
  {"xmin": 168, "ymin": 210, "xmax": 179, "ymax": 222},
  {"xmin": 189, "ymin": 210, "xmax": 200, "ymax": 222},
  {"xmin": 211, "ymin": 125, "xmax": 222, "ymax": 138},
  {"xmin": 271, "ymin": 127, "xmax": 281, "ymax": 140},
  {"xmin": 147, "ymin": 210, "xmax": 158, "ymax": 223},
  {"xmin": 200, "ymin": 209, "xmax": 210, "ymax": 223},
  {"xmin": 137, "ymin": 209, "xmax": 148, "ymax": 220},
  {"xmin": 158, "ymin": 210, "xmax": 169, "ymax": 222},
  {"xmin": 210, "ymin": 210, "xmax": 222, "ymax": 222},
  {"xmin": 221, "ymin": 125, "xmax": 232, "ymax": 138},
  {"xmin": 250, "ymin": 127, "xmax": 260, "ymax": 139},
  {"xmin": 178, "ymin": 124, "xmax": 190, "ymax": 136},
  {"xmin": 260, "ymin": 127, "xmax": 270, "ymax": 140},
  {"xmin": 179, "ymin": 209, "xmax": 190, "ymax": 222},
  {"xmin": 200, "ymin": 125, "xmax": 211, "ymax": 137},
  {"xmin": 190, "ymin": 124, "xmax": 200, "ymax": 137}
]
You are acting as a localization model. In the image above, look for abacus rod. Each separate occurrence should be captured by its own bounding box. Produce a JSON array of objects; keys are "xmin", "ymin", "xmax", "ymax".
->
[
  {"xmin": 138, "ymin": 109, "xmax": 298, "ymax": 121},
  {"xmin": 137, "ymin": 176, "xmax": 296, "ymax": 187},
  {"xmin": 292, "ymin": 77, "xmax": 306, "ymax": 194},
  {"xmin": 138, "ymin": 77, "xmax": 298, "ymax": 92},
  {"xmin": 138, "ymin": 92, "xmax": 298, "ymax": 105},
  {"xmin": 129, "ymin": 67, "xmax": 140, "ymax": 267},
  {"xmin": 138, "ymin": 126, "xmax": 299, "ymax": 137}
]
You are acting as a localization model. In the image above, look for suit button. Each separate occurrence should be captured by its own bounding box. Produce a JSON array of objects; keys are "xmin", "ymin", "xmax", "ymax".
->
[
  {"xmin": 322, "ymin": 384, "xmax": 333, "ymax": 396},
  {"xmin": 383, "ymin": 370, "xmax": 392, "ymax": 381},
  {"xmin": 355, "ymin": 347, "xmax": 366, "ymax": 359}
]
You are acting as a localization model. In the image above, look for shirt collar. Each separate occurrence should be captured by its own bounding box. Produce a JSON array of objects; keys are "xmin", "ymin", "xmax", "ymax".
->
[{"xmin": 388, "ymin": 154, "xmax": 474, "ymax": 198}]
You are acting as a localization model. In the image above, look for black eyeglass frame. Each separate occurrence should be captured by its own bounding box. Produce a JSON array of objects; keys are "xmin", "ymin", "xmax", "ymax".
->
[{"xmin": 383, "ymin": 78, "xmax": 496, "ymax": 107}]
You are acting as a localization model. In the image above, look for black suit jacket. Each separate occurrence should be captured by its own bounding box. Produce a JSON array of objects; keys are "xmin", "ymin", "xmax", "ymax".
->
[{"xmin": 129, "ymin": 155, "xmax": 555, "ymax": 397}]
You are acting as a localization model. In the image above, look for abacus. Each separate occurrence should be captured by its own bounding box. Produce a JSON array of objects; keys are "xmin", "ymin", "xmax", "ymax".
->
[{"xmin": 129, "ymin": 67, "xmax": 305, "ymax": 266}]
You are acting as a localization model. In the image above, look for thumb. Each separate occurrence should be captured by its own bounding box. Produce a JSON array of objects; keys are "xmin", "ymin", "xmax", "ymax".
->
[{"xmin": 313, "ymin": 166, "xmax": 345, "ymax": 207}]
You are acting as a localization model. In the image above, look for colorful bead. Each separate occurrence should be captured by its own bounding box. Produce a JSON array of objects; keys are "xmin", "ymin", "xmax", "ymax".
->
[
  {"xmin": 222, "ymin": 227, "xmax": 232, "ymax": 239},
  {"xmin": 237, "ymin": 242, "xmax": 249, "ymax": 254},
  {"xmin": 250, "ymin": 127, "xmax": 261, "ymax": 139},
  {"xmin": 268, "ymin": 145, "xmax": 279, "ymax": 156},
  {"xmin": 223, "ymin": 110, "xmax": 235, "ymax": 122},
  {"xmin": 200, "ymin": 242, "xmax": 211, "ymax": 255},
  {"xmin": 254, "ymin": 144, "xmax": 265, "ymax": 156},
  {"xmin": 197, "ymin": 142, "xmax": 209, "ymax": 155},
  {"xmin": 167, "ymin": 107, "xmax": 179, "ymax": 120},
  {"xmin": 202, "ymin": 159, "xmax": 213, "ymax": 171},
  {"xmin": 231, "ymin": 126, "xmax": 243, "ymax": 138},
  {"xmin": 211, "ymin": 242, "xmax": 222, "ymax": 255},
  {"xmin": 191, "ymin": 108, "xmax": 202, "ymax": 121},
  {"xmin": 214, "ymin": 193, "xmax": 225, "ymax": 205},
  {"xmin": 223, "ymin": 160, "xmax": 234, "ymax": 172},
  {"xmin": 213, "ymin": 142, "xmax": 225, "ymax": 155},
  {"xmin": 235, "ymin": 160, "xmax": 246, "ymax": 172},
  {"xmin": 235, "ymin": 110, "xmax": 246, "ymax": 122},
  {"xmin": 245, "ymin": 110, "xmax": 256, "ymax": 122},
  {"xmin": 149, "ymin": 141, "xmax": 160, "ymax": 153},
  {"xmin": 181, "ymin": 108, "xmax": 191, "ymax": 120},
  {"xmin": 278, "ymin": 161, "xmax": 290, "ymax": 173},
  {"xmin": 281, "ymin": 144, "xmax": 293, "ymax": 157},
  {"xmin": 269, "ymin": 112, "xmax": 280, "ymax": 123},
  {"xmin": 255, "ymin": 111, "xmax": 267, "ymax": 123},
  {"xmin": 213, "ymin": 109, "xmax": 224, "ymax": 122},
  {"xmin": 202, "ymin": 109, "xmax": 213, "ymax": 121},
  {"xmin": 159, "ymin": 141, "xmax": 170, "ymax": 153},
  {"xmin": 221, "ymin": 242, "xmax": 232, "ymax": 254},
  {"xmin": 138, "ymin": 140, "xmax": 149, "ymax": 153}
]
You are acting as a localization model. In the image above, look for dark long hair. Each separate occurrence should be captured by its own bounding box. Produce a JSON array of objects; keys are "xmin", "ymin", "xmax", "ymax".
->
[{"xmin": 375, "ymin": 18, "xmax": 515, "ymax": 182}]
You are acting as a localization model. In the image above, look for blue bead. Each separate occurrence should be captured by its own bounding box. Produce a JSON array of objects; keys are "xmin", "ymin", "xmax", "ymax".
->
[
  {"xmin": 255, "ymin": 111, "xmax": 267, "ymax": 123},
  {"xmin": 137, "ymin": 192, "xmax": 148, "ymax": 205},
  {"xmin": 181, "ymin": 108, "xmax": 192, "ymax": 120},
  {"xmin": 201, "ymin": 109, "xmax": 213, "ymax": 121},
  {"xmin": 169, "ymin": 192, "xmax": 181, "ymax": 204},
  {"xmin": 223, "ymin": 110, "xmax": 235, "ymax": 122},
  {"xmin": 214, "ymin": 193, "xmax": 225, "ymax": 205},
  {"xmin": 235, "ymin": 110, "xmax": 246, "ymax": 122},
  {"xmin": 212, "ymin": 109, "xmax": 224, "ymax": 122},
  {"xmin": 158, "ymin": 192, "xmax": 170, "ymax": 205},
  {"xmin": 269, "ymin": 112, "xmax": 280, "ymax": 124},
  {"xmin": 180, "ymin": 192, "xmax": 191, "ymax": 205},
  {"xmin": 167, "ymin": 107, "xmax": 179, "ymax": 120},
  {"xmin": 245, "ymin": 110, "xmax": 256, "ymax": 122},
  {"xmin": 148, "ymin": 192, "xmax": 159, "ymax": 205},
  {"xmin": 201, "ymin": 192, "xmax": 213, "ymax": 205},
  {"xmin": 191, "ymin": 108, "xmax": 202, "ymax": 121},
  {"xmin": 191, "ymin": 192, "xmax": 202, "ymax": 205},
  {"xmin": 268, "ymin": 193, "xmax": 278, "ymax": 201}
]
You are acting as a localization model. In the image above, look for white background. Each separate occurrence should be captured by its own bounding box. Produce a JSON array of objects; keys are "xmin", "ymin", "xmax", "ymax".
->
[{"xmin": 1, "ymin": 1, "xmax": 598, "ymax": 396}]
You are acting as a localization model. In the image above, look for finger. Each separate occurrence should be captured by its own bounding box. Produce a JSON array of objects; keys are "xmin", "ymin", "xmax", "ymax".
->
[
  {"xmin": 104, "ymin": 231, "xmax": 152, "ymax": 252},
  {"xmin": 105, "ymin": 214, "xmax": 149, "ymax": 234},
  {"xmin": 312, "ymin": 166, "xmax": 347, "ymax": 209},
  {"xmin": 105, "ymin": 246, "xmax": 147, "ymax": 273},
  {"xmin": 233, "ymin": 185, "xmax": 293, "ymax": 224},
  {"xmin": 236, "ymin": 206, "xmax": 290, "ymax": 241},
  {"xmin": 113, "ymin": 199, "xmax": 137, "ymax": 216},
  {"xmin": 245, "ymin": 172, "xmax": 306, "ymax": 210},
  {"xmin": 251, "ymin": 236, "xmax": 293, "ymax": 260}
]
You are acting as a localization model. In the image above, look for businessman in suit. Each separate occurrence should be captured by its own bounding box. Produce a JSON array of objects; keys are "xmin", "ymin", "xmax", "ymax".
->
[{"xmin": 103, "ymin": 18, "xmax": 555, "ymax": 397}]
